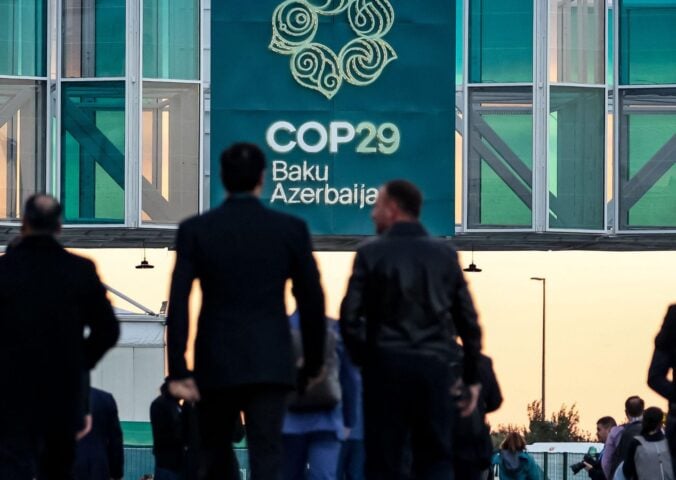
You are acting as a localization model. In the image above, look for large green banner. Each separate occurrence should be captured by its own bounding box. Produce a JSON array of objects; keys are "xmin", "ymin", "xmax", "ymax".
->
[{"xmin": 211, "ymin": 1, "xmax": 455, "ymax": 235}]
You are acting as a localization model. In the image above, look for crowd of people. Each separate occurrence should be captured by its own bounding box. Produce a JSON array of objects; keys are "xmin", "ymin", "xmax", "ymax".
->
[{"xmin": 0, "ymin": 142, "xmax": 675, "ymax": 480}]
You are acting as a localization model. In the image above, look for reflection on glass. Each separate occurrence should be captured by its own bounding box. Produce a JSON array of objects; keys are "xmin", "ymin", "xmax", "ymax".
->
[
  {"xmin": 142, "ymin": 82, "xmax": 199, "ymax": 224},
  {"xmin": 549, "ymin": 0, "xmax": 605, "ymax": 84},
  {"xmin": 548, "ymin": 87, "xmax": 605, "ymax": 229},
  {"xmin": 62, "ymin": 0, "xmax": 125, "ymax": 78},
  {"xmin": 143, "ymin": 0, "xmax": 199, "ymax": 80},
  {"xmin": 469, "ymin": 0, "xmax": 533, "ymax": 83},
  {"xmin": 0, "ymin": 80, "xmax": 45, "ymax": 220},
  {"xmin": 619, "ymin": 0, "xmax": 676, "ymax": 85},
  {"xmin": 0, "ymin": 0, "xmax": 46, "ymax": 77},
  {"xmin": 467, "ymin": 87, "xmax": 533, "ymax": 228},
  {"xmin": 61, "ymin": 82, "xmax": 125, "ymax": 223},
  {"xmin": 619, "ymin": 89, "xmax": 676, "ymax": 228}
]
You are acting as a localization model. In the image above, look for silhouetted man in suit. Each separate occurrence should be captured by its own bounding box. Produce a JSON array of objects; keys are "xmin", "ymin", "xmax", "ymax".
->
[
  {"xmin": 0, "ymin": 194, "xmax": 119, "ymax": 480},
  {"xmin": 166, "ymin": 143, "xmax": 326, "ymax": 480},
  {"xmin": 73, "ymin": 387, "xmax": 124, "ymax": 480},
  {"xmin": 340, "ymin": 180, "xmax": 482, "ymax": 480}
]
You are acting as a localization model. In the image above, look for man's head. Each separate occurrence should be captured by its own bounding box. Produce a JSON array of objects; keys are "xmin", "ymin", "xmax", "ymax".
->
[
  {"xmin": 371, "ymin": 179, "xmax": 422, "ymax": 234},
  {"xmin": 625, "ymin": 395, "xmax": 645, "ymax": 421},
  {"xmin": 220, "ymin": 143, "xmax": 266, "ymax": 194},
  {"xmin": 22, "ymin": 194, "xmax": 62, "ymax": 236},
  {"xmin": 641, "ymin": 406, "xmax": 664, "ymax": 435},
  {"xmin": 596, "ymin": 416, "xmax": 617, "ymax": 443}
]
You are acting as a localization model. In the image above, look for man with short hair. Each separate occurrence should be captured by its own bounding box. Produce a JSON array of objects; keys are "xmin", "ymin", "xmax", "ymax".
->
[
  {"xmin": 340, "ymin": 180, "xmax": 482, "ymax": 480},
  {"xmin": 584, "ymin": 416, "xmax": 616, "ymax": 479},
  {"xmin": 603, "ymin": 395, "xmax": 645, "ymax": 479},
  {"xmin": 0, "ymin": 194, "xmax": 119, "ymax": 480},
  {"xmin": 166, "ymin": 143, "xmax": 326, "ymax": 480}
]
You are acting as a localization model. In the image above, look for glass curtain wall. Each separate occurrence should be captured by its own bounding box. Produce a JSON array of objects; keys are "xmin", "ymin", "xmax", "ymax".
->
[
  {"xmin": 618, "ymin": 0, "xmax": 676, "ymax": 229},
  {"xmin": 466, "ymin": 0, "xmax": 533, "ymax": 229},
  {"xmin": 465, "ymin": 0, "xmax": 607, "ymax": 231},
  {"xmin": 0, "ymin": 0, "xmax": 46, "ymax": 222},
  {"xmin": 142, "ymin": 0, "xmax": 199, "ymax": 225},
  {"xmin": 548, "ymin": 0, "xmax": 605, "ymax": 230}
]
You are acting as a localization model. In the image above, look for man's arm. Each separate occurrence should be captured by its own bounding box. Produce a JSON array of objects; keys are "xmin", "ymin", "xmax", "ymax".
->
[
  {"xmin": 82, "ymin": 262, "xmax": 120, "ymax": 370},
  {"xmin": 290, "ymin": 222, "xmax": 325, "ymax": 378},
  {"xmin": 601, "ymin": 426, "xmax": 621, "ymax": 478},
  {"xmin": 648, "ymin": 348, "xmax": 674, "ymax": 400},
  {"xmin": 167, "ymin": 223, "xmax": 197, "ymax": 381},
  {"xmin": 622, "ymin": 439, "xmax": 639, "ymax": 480},
  {"xmin": 340, "ymin": 251, "xmax": 369, "ymax": 366}
]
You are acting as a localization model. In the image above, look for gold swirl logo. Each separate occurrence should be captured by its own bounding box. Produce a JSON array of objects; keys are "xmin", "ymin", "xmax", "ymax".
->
[{"xmin": 269, "ymin": 0, "xmax": 396, "ymax": 99}]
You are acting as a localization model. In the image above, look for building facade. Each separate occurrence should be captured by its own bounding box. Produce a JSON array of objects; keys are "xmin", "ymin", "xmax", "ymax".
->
[{"xmin": 1, "ymin": 0, "xmax": 675, "ymax": 242}]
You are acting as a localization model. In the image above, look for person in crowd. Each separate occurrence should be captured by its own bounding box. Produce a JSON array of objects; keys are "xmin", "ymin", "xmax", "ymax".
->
[
  {"xmin": 282, "ymin": 314, "xmax": 359, "ymax": 480},
  {"xmin": 166, "ymin": 143, "xmax": 326, "ymax": 480},
  {"xmin": 73, "ymin": 387, "xmax": 124, "ymax": 480},
  {"xmin": 336, "ymin": 352, "xmax": 364, "ymax": 480},
  {"xmin": 491, "ymin": 432, "xmax": 541, "ymax": 480},
  {"xmin": 340, "ymin": 179, "xmax": 482, "ymax": 479},
  {"xmin": 0, "ymin": 194, "xmax": 119, "ymax": 479},
  {"xmin": 605, "ymin": 396, "xmax": 644, "ymax": 478},
  {"xmin": 622, "ymin": 406, "xmax": 673, "ymax": 480},
  {"xmin": 649, "ymin": 304, "xmax": 676, "ymax": 478},
  {"xmin": 453, "ymin": 353, "xmax": 503, "ymax": 480},
  {"xmin": 583, "ymin": 416, "xmax": 616, "ymax": 480},
  {"xmin": 150, "ymin": 381, "xmax": 186, "ymax": 480}
]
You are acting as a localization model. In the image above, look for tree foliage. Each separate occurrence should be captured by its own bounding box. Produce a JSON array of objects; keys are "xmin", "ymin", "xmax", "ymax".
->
[{"xmin": 491, "ymin": 400, "xmax": 592, "ymax": 446}]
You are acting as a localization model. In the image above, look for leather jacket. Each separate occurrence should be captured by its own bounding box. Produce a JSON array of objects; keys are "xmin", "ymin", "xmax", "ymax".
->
[{"xmin": 340, "ymin": 222, "xmax": 482, "ymax": 384}]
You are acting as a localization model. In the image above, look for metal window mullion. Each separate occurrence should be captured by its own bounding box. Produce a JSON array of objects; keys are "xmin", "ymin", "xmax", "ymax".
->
[
  {"xmin": 54, "ymin": 0, "xmax": 63, "ymax": 200},
  {"xmin": 126, "ymin": 0, "xmax": 141, "ymax": 227},
  {"xmin": 533, "ymin": 0, "xmax": 548, "ymax": 232},
  {"xmin": 44, "ymin": 0, "xmax": 53, "ymax": 197},
  {"xmin": 612, "ymin": 2, "xmax": 620, "ymax": 234},
  {"xmin": 201, "ymin": 0, "xmax": 209, "ymax": 213},
  {"xmin": 462, "ymin": 0, "xmax": 469, "ymax": 231}
]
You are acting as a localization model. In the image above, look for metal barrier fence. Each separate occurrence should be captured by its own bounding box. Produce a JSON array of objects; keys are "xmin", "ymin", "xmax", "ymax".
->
[
  {"xmin": 123, "ymin": 447, "xmax": 251, "ymax": 479},
  {"xmin": 124, "ymin": 448, "xmax": 590, "ymax": 480}
]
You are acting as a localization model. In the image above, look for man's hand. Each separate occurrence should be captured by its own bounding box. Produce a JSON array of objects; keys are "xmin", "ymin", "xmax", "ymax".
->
[
  {"xmin": 306, "ymin": 367, "xmax": 327, "ymax": 390},
  {"xmin": 457, "ymin": 383, "xmax": 481, "ymax": 418},
  {"xmin": 76, "ymin": 414, "xmax": 92, "ymax": 441},
  {"xmin": 168, "ymin": 378, "xmax": 200, "ymax": 402},
  {"xmin": 583, "ymin": 462, "xmax": 593, "ymax": 472}
]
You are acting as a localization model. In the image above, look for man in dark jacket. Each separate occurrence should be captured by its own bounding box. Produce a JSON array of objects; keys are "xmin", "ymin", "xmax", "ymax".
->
[
  {"xmin": 0, "ymin": 194, "xmax": 119, "ymax": 480},
  {"xmin": 73, "ymin": 387, "xmax": 124, "ymax": 480},
  {"xmin": 340, "ymin": 180, "xmax": 482, "ymax": 480},
  {"xmin": 166, "ymin": 143, "xmax": 326, "ymax": 480}
]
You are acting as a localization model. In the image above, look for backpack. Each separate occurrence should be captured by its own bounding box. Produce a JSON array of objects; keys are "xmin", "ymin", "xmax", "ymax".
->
[
  {"xmin": 287, "ymin": 324, "xmax": 341, "ymax": 411},
  {"xmin": 634, "ymin": 435, "xmax": 674, "ymax": 480}
]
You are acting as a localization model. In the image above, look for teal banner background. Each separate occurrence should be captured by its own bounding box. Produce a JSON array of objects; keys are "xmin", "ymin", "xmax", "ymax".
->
[{"xmin": 211, "ymin": 1, "xmax": 455, "ymax": 235}]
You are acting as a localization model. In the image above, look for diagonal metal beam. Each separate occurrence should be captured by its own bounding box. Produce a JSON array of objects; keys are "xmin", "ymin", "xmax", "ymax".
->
[
  {"xmin": 62, "ymin": 98, "xmax": 173, "ymax": 220},
  {"xmin": 622, "ymin": 134, "xmax": 676, "ymax": 210},
  {"xmin": 0, "ymin": 88, "xmax": 34, "ymax": 127},
  {"xmin": 470, "ymin": 131, "xmax": 532, "ymax": 208}
]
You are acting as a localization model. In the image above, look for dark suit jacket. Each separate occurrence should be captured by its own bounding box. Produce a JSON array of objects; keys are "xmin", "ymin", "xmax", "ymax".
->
[
  {"xmin": 167, "ymin": 196, "xmax": 325, "ymax": 388},
  {"xmin": 340, "ymin": 222, "xmax": 482, "ymax": 384},
  {"xmin": 74, "ymin": 388, "xmax": 124, "ymax": 480},
  {"xmin": 0, "ymin": 235, "xmax": 119, "ymax": 436}
]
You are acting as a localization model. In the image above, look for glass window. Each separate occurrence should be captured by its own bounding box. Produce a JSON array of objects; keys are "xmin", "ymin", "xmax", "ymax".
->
[
  {"xmin": 619, "ymin": 89, "xmax": 676, "ymax": 229},
  {"xmin": 143, "ymin": 0, "xmax": 199, "ymax": 80},
  {"xmin": 608, "ymin": 8, "xmax": 614, "ymax": 86},
  {"xmin": 0, "ymin": 0, "xmax": 46, "ymax": 77},
  {"xmin": 549, "ymin": 0, "xmax": 605, "ymax": 85},
  {"xmin": 63, "ymin": 0, "xmax": 125, "ymax": 78},
  {"xmin": 0, "ymin": 79, "xmax": 45, "ymax": 220},
  {"xmin": 619, "ymin": 0, "xmax": 676, "ymax": 85},
  {"xmin": 61, "ymin": 82, "xmax": 125, "ymax": 223},
  {"xmin": 142, "ymin": 82, "xmax": 199, "ymax": 224},
  {"xmin": 469, "ymin": 0, "xmax": 533, "ymax": 83},
  {"xmin": 548, "ymin": 87, "xmax": 605, "ymax": 229},
  {"xmin": 467, "ymin": 87, "xmax": 533, "ymax": 228}
]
